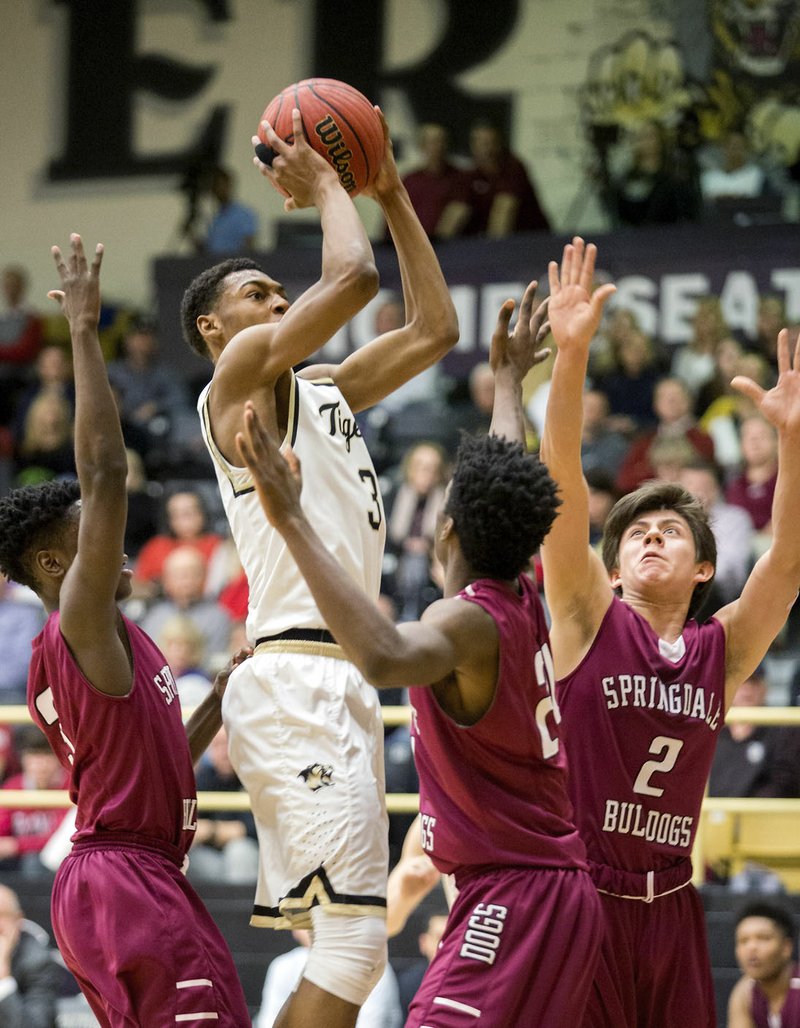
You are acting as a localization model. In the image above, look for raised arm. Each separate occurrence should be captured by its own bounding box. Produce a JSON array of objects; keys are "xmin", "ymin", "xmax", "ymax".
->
[
  {"xmin": 488, "ymin": 281, "xmax": 550, "ymax": 443},
  {"xmin": 715, "ymin": 328, "xmax": 800, "ymax": 704},
  {"xmin": 306, "ymin": 111, "xmax": 458, "ymax": 412},
  {"xmin": 50, "ymin": 236, "xmax": 132, "ymax": 695},
  {"xmin": 539, "ymin": 239, "xmax": 617, "ymax": 677},
  {"xmin": 235, "ymin": 402, "xmax": 496, "ymax": 712}
]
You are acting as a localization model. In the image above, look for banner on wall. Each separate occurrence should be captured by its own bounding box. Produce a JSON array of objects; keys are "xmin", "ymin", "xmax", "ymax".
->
[{"xmin": 155, "ymin": 221, "xmax": 800, "ymax": 381}]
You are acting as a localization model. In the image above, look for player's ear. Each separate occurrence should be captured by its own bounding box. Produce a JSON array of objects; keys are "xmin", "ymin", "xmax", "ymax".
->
[
  {"xmin": 608, "ymin": 566, "xmax": 621, "ymax": 589},
  {"xmin": 693, "ymin": 560, "xmax": 714, "ymax": 584},
  {"xmin": 438, "ymin": 514, "xmax": 454, "ymax": 542},
  {"xmin": 35, "ymin": 548, "xmax": 66, "ymax": 582},
  {"xmin": 196, "ymin": 312, "xmax": 220, "ymax": 343}
]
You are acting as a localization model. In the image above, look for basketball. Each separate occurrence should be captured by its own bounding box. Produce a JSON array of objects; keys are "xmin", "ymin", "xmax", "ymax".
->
[{"xmin": 255, "ymin": 78, "xmax": 384, "ymax": 198}]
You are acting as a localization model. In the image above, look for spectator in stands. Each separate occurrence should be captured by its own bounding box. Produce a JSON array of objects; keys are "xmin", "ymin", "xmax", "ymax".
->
[
  {"xmin": 0, "ymin": 882, "xmax": 62, "ymax": 1027},
  {"xmin": 0, "ymin": 572, "xmax": 45, "ymax": 704},
  {"xmin": 0, "ymin": 725, "xmax": 70, "ymax": 877},
  {"xmin": 671, "ymin": 296, "xmax": 729, "ymax": 399},
  {"xmin": 753, "ymin": 295, "xmax": 786, "ymax": 373},
  {"xmin": 396, "ymin": 913, "xmax": 448, "ymax": 1021},
  {"xmin": 386, "ymin": 442, "xmax": 448, "ymax": 621},
  {"xmin": 615, "ymin": 375, "xmax": 715, "ymax": 494},
  {"xmin": 122, "ymin": 447, "xmax": 159, "ymax": 562},
  {"xmin": 603, "ymin": 120, "xmax": 700, "ymax": 227},
  {"xmin": 0, "ymin": 265, "xmax": 43, "ymax": 428},
  {"xmin": 400, "ymin": 123, "xmax": 471, "ymax": 241},
  {"xmin": 255, "ymin": 928, "xmax": 402, "ymax": 1028},
  {"xmin": 709, "ymin": 667, "xmax": 800, "ymax": 799},
  {"xmin": 680, "ymin": 460, "xmax": 755, "ymax": 608},
  {"xmin": 726, "ymin": 415, "xmax": 778, "ymax": 540},
  {"xmin": 12, "ymin": 344, "xmax": 74, "ymax": 443},
  {"xmin": 374, "ymin": 295, "xmax": 443, "ymax": 417},
  {"xmin": 0, "ymin": 726, "xmax": 19, "ymax": 785},
  {"xmin": 198, "ymin": 166, "xmax": 259, "ymax": 255},
  {"xmin": 133, "ymin": 487, "xmax": 222, "ymax": 599},
  {"xmin": 595, "ymin": 327, "xmax": 662, "ymax": 433},
  {"xmin": 156, "ymin": 614, "xmax": 212, "ymax": 709},
  {"xmin": 463, "ymin": 120, "xmax": 551, "ymax": 237},
  {"xmin": 700, "ymin": 352, "xmax": 772, "ymax": 474},
  {"xmin": 189, "ymin": 726, "xmax": 258, "ymax": 884},
  {"xmin": 585, "ymin": 469, "xmax": 620, "ymax": 549},
  {"xmin": 701, "ymin": 129, "xmax": 768, "ymax": 209},
  {"xmin": 728, "ymin": 901, "xmax": 800, "ymax": 1028},
  {"xmin": 579, "ymin": 388, "xmax": 631, "ymax": 478},
  {"xmin": 13, "ymin": 392, "xmax": 75, "ymax": 487},
  {"xmin": 648, "ymin": 436, "xmax": 697, "ymax": 486},
  {"xmin": 139, "ymin": 545, "xmax": 232, "ymax": 664},
  {"xmin": 107, "ymin": 317, "xmax": 190, "ymax": 466},
  {"xmin": 694, "ymin": 336, "xmax": 744, "ymax": 421}
]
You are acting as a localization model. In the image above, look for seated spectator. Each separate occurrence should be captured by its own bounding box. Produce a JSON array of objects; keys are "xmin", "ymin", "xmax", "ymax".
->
[
  {"xmin": 700, "ymin": 351, "xmax": 772, "ymax": 473},
  {"xmin": 372, "ymin": 296, "xmax": 443, "ymax": 416},
  {"xmin": 156, "ymin": 614, "xmax": 212, "ymax": 709},
  {"xmin": 709, "ymin": 667, "xmax": 800, "ymax": 799},
  {"xmin": 728, "ymin": 901, "xmax": 800, "ymax": 1028},
  {"xmin": 0, "ymin": 882, "xmax": 63, "ymax": 1027},
  {"xmin": 680, "ymin": 460, "xmax": 754, "ymax": 608},
  {"xmin": 752, "ymin": 294, "xmax": 786, "ymax": 374},
  {"xmin": 595, "ymin": 328, "xmax": 662, "ymax": 433},
  {"xmin": 0, "ymin": 572, "xmax": 46, "ymax": 705},
  {"xmin": 670, "ymin": 296, "xmax": 729, "ymax": 399},
  {"xmin": 579, "ymin": 388, "xmax": 631, "ymax": 478},
  {"xmin": 0, "ymin": 265, "xmax": 43, "ymax": 428},
  {"xmin": 385, "ymin": 442, "xmax": 448, "ymax": 621},
  {"xmin": 463, "ymin": 120, "xmax": 551, "ymax": 237},
  {"xmin": 133, "ymin": 488, "xmax": 222, "ymax": 599},
  {"xmin": 604, "ymin": 120, "xmax": 700, "ymax": 228},
  {"xmin": 193, "ymin": 166, "xmax": 259, "ymax": 255},
  {"xmin": 615, "ymin": 376, "xmax": 715, "ymax": 494},
  {"xmin": 138, "ymin": 545, "xmax": 232, "ymax": 664},
  {"xmin": 255, "ymin": 928, "xmax": 402, "ymax": 1028},
  {"xmin": 190, "ymin": 726, "xmax": 258, "ymax": 884},
  {"xmin": 694, "ymin": 336, "xmax": 744, "ymax": 421},
  {"xmin": 396, "ymin": 912, "xmax": 448, "ymax": 1021},
  {"xmin": 12, "ymin": 344, "xmax": 75, "ymax": 442},
  {"xmin": 13, "ymin": 392, "xmax": 75, "ymax": 487},
  {"xmin": 585, "ymin": 469, "xmax": 620, "ymax": 549},
  {"xmin": 0, "ymin": 726, "xmax": 70, "ymax": 877},
  {"xmin": 107, "ymin": 317, "xmax": 190, "ymax": 468},
  {"xmin": 701, "ymin": 130, "xmax": 767, "ymax": 207},
  {"xmin": 648, "ymin": 436, "xmax": 697, "ymax": 485},
  {"xmin": 726, "ymin": 415, "xmax": 778, "ymax": 542},
  {"xmin": 400, "ymin": 123, "xmax": 470, "ymax": 240},
  {"xmin": 123, "ymin": 447, "xmax": 160, "ymax": 562}
]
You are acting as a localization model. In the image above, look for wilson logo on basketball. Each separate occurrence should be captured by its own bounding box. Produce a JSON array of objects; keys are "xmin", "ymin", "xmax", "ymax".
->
[{"xmin": 314, "ymin": 116, "xmax": 357, "ymax": 193}]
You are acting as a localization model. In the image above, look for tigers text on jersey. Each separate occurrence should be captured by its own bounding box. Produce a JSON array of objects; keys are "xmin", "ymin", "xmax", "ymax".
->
[
  {"xmin": 409, "ymin": 575, "xmax": 587, "ymax": 878},
  {"xmin": 558, "ymin": 595, "xmax": 726, "ymax": 875},
  {"xmin": 198, "ymin": 373, "xmax": 385, "ymax": 640},
  {"xmin": 27, "ymin": 612, "xmax": 198, "ymax": 855}
]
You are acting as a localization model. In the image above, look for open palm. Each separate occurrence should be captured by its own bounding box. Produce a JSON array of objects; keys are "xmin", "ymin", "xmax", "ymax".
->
[
  {"xmin": 732, "ymin": 328, "xmax": 800, "ymax": 436},
  {"xmin": 547, "ymin": 237, "xmax": 615, "ymax": 355}
]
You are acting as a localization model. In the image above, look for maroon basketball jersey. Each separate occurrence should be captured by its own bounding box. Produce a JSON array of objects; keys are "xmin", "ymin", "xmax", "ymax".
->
[
  {"xmin": 751, "ymin": 967, "xmax": 800, "ymax": 1027},
  {"xmin": 27, "ymin": 612, "xmax": 198, "ymax": 856},
  {"xmin": 409, "ymin": 575, "xmax": 587, "ymax": 877},
  {"xmin": 558, "ymin": 596, "xmax": 726, "ymax": 874}
]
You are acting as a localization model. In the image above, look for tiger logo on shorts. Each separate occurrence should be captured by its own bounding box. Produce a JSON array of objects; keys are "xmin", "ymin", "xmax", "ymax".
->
[{"xmin": 298, "ymin": 763, "xmax": 335, "ymax": 791}]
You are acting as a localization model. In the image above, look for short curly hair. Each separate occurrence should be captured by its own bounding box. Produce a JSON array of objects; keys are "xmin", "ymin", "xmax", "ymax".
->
[
  {"xmin": 180, "ymin": 257, "xmax": 263, "ymax": 360},
  {"xmin": 0, "ymin": 480, "xmax": 80, "ymax": 591},
  {"xmin": 601, "ymin": 481, "xmax": 717, "ymax": 618},
  {"xmin": 445, "ymin": 434, "xmax": 560, "ymax": 580}
]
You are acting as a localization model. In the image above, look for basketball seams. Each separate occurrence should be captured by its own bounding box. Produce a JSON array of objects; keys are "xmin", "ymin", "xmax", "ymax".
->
[{"xmin": 306, "ymin": 82, "xmax": 372, "ymax": 186}]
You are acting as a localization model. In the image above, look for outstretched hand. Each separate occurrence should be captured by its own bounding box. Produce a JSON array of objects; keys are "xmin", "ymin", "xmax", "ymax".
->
[
  {"xmin": 732, "ymin": 328, "xmax": 800, "ymax": 437},
  {"xmin": 547, "ymin": 237, "xmax": 615, "ymax": 355},
  {"xmin": 490, "ymin": 280, "xmax": 550, "ymax": 381},
  {"xmin": 252, "ymin": 108, "xmax": 337, "ymax": 212},
  {"xmin": 235, "ymin": 400, "xmax": 304, "ymax": 529},
  {"xmin": 48, "ymin": 234, "xmax": 103, "ymax": 327}
]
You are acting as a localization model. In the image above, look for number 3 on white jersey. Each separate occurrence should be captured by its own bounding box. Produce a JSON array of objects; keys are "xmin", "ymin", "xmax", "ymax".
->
[{"xmin": 534, "ymin": 643, "xmax": 561, "ymax": 759}]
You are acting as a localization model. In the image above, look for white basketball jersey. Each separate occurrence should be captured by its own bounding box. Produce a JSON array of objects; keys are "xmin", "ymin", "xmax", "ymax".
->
[{"xmin": 198, "ymin": 373, "xmax": 386, "ymax": 641}]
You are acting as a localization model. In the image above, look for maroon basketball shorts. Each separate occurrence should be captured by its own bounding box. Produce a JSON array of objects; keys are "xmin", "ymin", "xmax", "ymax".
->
[{"xmin": 407, "ymin": 864, "xmax": 602, "ymax": 1028}]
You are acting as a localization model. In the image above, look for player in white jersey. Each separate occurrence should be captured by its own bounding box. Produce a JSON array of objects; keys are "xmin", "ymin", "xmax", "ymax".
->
[{"xmin": 181, "ymin": 108, "xmax": 457, "ymax": 1028}]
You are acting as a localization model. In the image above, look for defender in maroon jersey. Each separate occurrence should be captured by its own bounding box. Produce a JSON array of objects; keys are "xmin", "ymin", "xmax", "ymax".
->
[
  {"xmin": 541, "ymin": 237, "xmax": 800, "ymax": 1027},
  {"xmin": 0, "ymin": 236, "xmax": 250, "ymax": 1027},
  {"xmin": 729, "ymin": 902, "xmax": 800, "ymax": 1028},
  {"xmin": 236, "ymin": 282, "xmax": 603, "ymax": 1027}
]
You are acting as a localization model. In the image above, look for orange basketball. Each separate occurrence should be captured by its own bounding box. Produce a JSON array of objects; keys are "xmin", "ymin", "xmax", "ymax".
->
[{"xmin": 256, "ymin": 78, "xmax": 384, "ymax": 198}]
